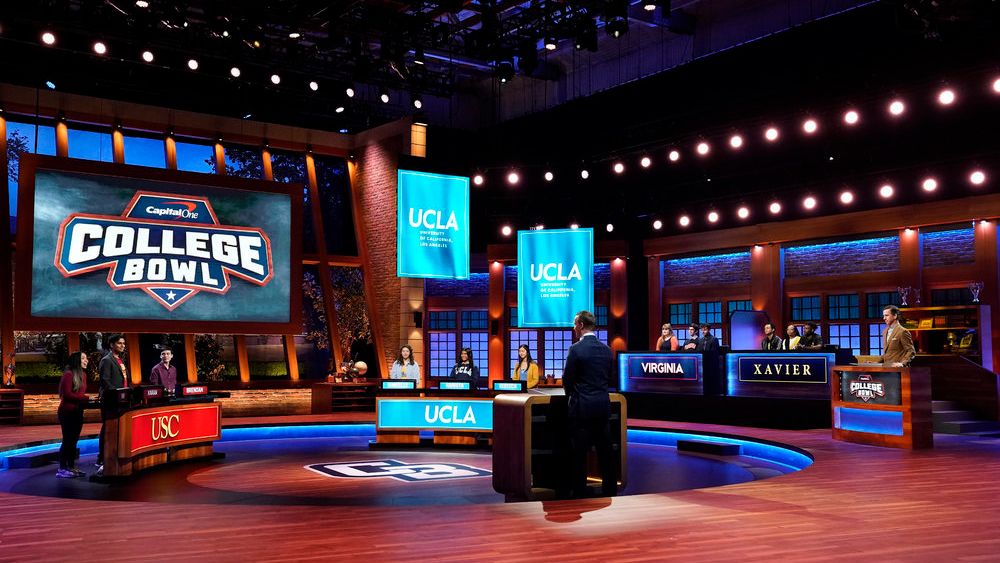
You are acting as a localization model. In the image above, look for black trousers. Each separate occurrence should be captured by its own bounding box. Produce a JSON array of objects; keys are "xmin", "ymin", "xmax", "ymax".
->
[
  {"xmin": 569, "ymin": 416, "xmax": 617, "ymax": 496},
  {"xmin": 58, "ymin": 409, "xmax": 84, "ymax": 470}
]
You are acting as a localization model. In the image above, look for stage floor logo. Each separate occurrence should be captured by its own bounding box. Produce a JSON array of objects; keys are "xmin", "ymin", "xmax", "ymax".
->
[{"xmin": 305, "ymin": 459, "xmax": 492, "ymax": 482}]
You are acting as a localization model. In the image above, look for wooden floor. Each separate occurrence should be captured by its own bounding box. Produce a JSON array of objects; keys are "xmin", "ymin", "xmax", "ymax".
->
[{"xmin": 1, "ymin": 416, "xmax": 1000, "ymax": 562}]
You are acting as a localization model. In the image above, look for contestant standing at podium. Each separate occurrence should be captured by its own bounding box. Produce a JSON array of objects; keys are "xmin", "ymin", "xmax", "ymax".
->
[
  {"xmin": 150, "ymin": 347, "xmax": 177, "ymax": 394},
  {"xmin": 512, "ymin": 344, "xmax": 539, "ymax": 388},
  {"xmin": 879, "ymin": 305, "xmax": 916, "ymax": 367},
  {"xmin": 449, "ymin": 347, "xmax": 481, "ymax": 389},
  {"xmin": 97, "ymin": 334, "xmax": 128, "ymax": 475},
  {"xmin": 389, "ymin": 344, "xmax": 421, "ymax": 385},
  {"xmin": 56, "ymin": 352, "xmax": 90, "ymax": 478},
  {"xmin": 655, "ymin": 323, "xmax": 679, "ymax": 351}
]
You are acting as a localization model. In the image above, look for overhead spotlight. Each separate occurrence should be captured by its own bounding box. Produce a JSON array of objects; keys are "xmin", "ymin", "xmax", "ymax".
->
[
  {"xmin": 970, "ymin": 170, "xmax": 987, "ymax": 186},
  {"xmin": 802, "ymin": 119, "xmax": 818, "ymax": 134},
  {"xmin": 413, "ymin": 47, "xmax": 426, "ymax": 65},
  {"xmin": 335, "ymin": 105, "xmax": 345, "ymax": 113},
  {"xmin": 803, "ymin": 196, "xmax": 817, "ymax": 210},
  {"xmin": 606, "ymin": 223, "xmax": 615, "ymax": 232},
  {"xmin": 696, "ymin": 141, "xmax": 710, "ymax": 156},
  {"xmin": 570, "ymin": 223, "xmax": 580, "ymax": 229},
  {"xmin": 613, "ymin": 162, "xmax": 625, "ymax": 174},
  {"xmin": 472, "ymin": 174, "xmax": 485, "ymax": 186},
  {"xmin": 843, "ymin": 110, "xmax": 859, "ymax": 125},
  {"xmin": 535, "ymin": 224, "xmax": 545, "ymax": 230},
  {"xmin": 501, "ymin": 225, "xmax": 512, "ymax": 236},
  {"xmin": 653, "ymin": 219, "xmax": 663, "ymax": 230},
  {"xmin": 270, "ymin": 74, "xmax": 281, "ymax": 85},
  {"xmin": 288, "ymin": 32, "xmax": 301, "ymax": 39},
  {"xmin": 41, "ymin": 31, "xmax": 56, "ymax": 45},
  {"xmin": 230, "ymin": 66, "xmax": 241, "ymax": 78},
  {"xmin": 544, "ymin": 37, "xmax": 557, "ymax": 51},
  {"xmin": 93, "ymin": 41, "xmax": 107, "ymax": 55},
  {"xmin": 309, "ymin": 81, "xmax": 319, "ymax": 92},
  {"xmin": 44, "ymin": 80, "xmax": 56, "ymax": 90},
  {"xmin": 888, "ymin": 99, "xmax": 905, "ymax": 116},
  {"xmin": 187, "ymin": 58, "xmax": 199, "ymax": 70},
  {"xmin": 507, "ymin": 171, "xmax": 520, "ymax": 185},
  {"xmin": 729, "ymin": 135, "xmax": 744, "ymax": 149},
  {"xmin": 764, "ymin": 127, "xmax": 779, "ymax": 142},
  {"xmin": 135, "ymin": 0, "xmax": 150, "ymax": 7},
  {"xmin": 769, "ymin": 201, "xmax": 782, "ymax": 214},
  {"xmin": 993, "ymin": 77, "xmax": 1000, "ymax": 94},
  {"xmin": 879, "ymin": 184, "xmax": 895, "ymax": 199},
  {"xmin": 840, "ymin": 190, "xmax": 854, "ymax": 204},
  {"xmin": 679, "ymin": 215, "xmax": 691, "ymax": 227},
  {"xmin": 937, "ymin": 89, "xmax": 956, "ymax": 106},
  {"xmin": 640, "ymin": 156, "xmax": 652, "ymax": 168},
  {"xmin": 411, "ymin": 94, "xmax": 423, "ymax": 109},
  {"xmin": 544, "ymin": 171, "xmax": 554, "ymax": 182},
  {"xmin": 378, "ymin": 87, "xmax": 390, "ymax": 103},
  {"xmin": 668, "ymin": 149, "xmax": 680, "ymax": 162},
  {"xmin": 141, "ymin": 50, "xmax": 154, "ymax": 63},
  {"xmin": 580, "ymin": 169, "xmax": 590, "ymax": 180},
  {"xmin": 643, "ymin": 0, "xmax": 657, "ymax": 11},
  {"xmin": 707, "ymin": 211, "xmax": 719, "ymax": 224},
  {"xmin": 346, "ymin": 86, "xmax": 356, "ymax": 98},
  {"xmin": 737, "ymin": 206, "xmax": 750, "ymax": 219},
  {"xmin": 495, "ymin": 58, "xmax": 515, "ymax": 83},
  {"xmin": 921, "ymin": 178, "xmax": 938, "ymax": 192}
]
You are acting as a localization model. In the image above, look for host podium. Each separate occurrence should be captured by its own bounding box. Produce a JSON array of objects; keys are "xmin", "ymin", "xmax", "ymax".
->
[
  {"xmin": 492, "ymin": 391, "xmax": 627, "ymax": 501},
  {"xmin": 831, "ymin": 365, "xmax": 932, "ymax": 449}
]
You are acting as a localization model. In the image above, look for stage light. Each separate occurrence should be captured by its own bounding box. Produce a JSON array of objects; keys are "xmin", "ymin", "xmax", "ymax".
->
[
  {"xmin": 640, "ymin": 156, "xmax": 652, "ymax": 168},
  {"xmin": 507, "ymin": 171, "xmax": 520, "ymax": 185},
  {"xmin": 45, "ymin": 80, "xmax": 56, "ymax": 90},
  {"xmin": 643, "ymin": 0, "xmax": 657, "ymax": 11},
  {"xmin": 937, "ymin": 89, "xmax": 955, "ymax": 106},
  {"xmin": 839, "ymin": 190, "xmax": 854, "ymax": 204},
  {"xmin": 535, "ymin": 224, "xmax": 544, "ymax": 230},
  {"xmin": 187, "ymin": 59, "xmax": 199, "ymax": 70},
  {"xmin": 879, "ymin": 184, "xmax": 894, "ymax": 198},
  {"xmin": 613, "ymin": 162, "xmax": 625, "ymax": 174},
  {"xmin": 346, "ymin": 86, "xmax": 355, "ymax": 98},
  {"xmin": 729, "ymin": 135, "xmax": 743, "ymax": 149},
  {"xmin": 230, "ymin": 66, "xmax": 241, "ymax": 78},
  {"xmin": 288, "ymin": 32, "xmax": 301, "ymax": 39},
  {"xmin": 501, "ymin": 225, "xmax": 512, "ymax": 236},
  {"xmin": 802, "ymin": 119, "xmax": 818, "ymax": 134},
  {"xmin": 413, "ymin": 47, "xmax": 425, "ymax": 65},
  {"xmin": 769, "ymin": 201, "xmax": 782, "ymax": 214},
  {"xmin": 339, "ymin": 128, "xmax": 348, "ymax": 134},
  {"xmin": 580, "ymin": 169, "xmax": 589, "ymax": 179},
  {"xmin": 135, "ymin": 0, "xmax": 149, "ymax": 7},
  {"xmin": 270, "ymin": 74, "xmax": 281, "ymax": 85},
  {"xmin": 803, "ymin": 196, "xmax": 817, "ymax": 210},
  {"xmin": 606, "ymin": 223, "xmax": 615, "ymax": 232},
  {"xmin": 335, "ymin": 106, "xmax": 345, "ymax": 113},
  {"xmin": 544, "ymin": 171, "xmax": 554, "ymax": 181},
  {"xmin": 141, "ymin": 50, "xmax": 154, "ymax": 63},
  {"xmin": 889, "ymin": 99, "xmax": 905, "ymax": 116},
  {"xmin": 679, "ymin": 215, "xmax": 690, "ymax": 227},
  {"xmin": 412, "ymin": 94, "xmax": 423, "ymax": 109},
  {"xmin": 309, "ymin": 81, "xmax": 319, "ymax": 92},
  {"xmin": 93, "ymin": 41, "xmax": 107, "ymax": 55},
  {"xmin": 970, "ymin": 170, "xmax": 987, "ymax": 186},
  {"xmin": 764, "ymin": 127, "xmax": 779, "ymax": 142},
  {"xmin": 737, "ymin": 206, "xmax": 750, "ymax": 219},
  {"xmin": 993, "ymin": 77, "xmax": 1000, "ymax": 94},
  {"xmin": 472, "ymin": 174, "xmax": 485, "ymax": 186},
  {"xmin": 570, "ymin": 223, "xmax": 579, "ymax": 229},
  {"xmin": 696, "ymin": 141, "xmax": 710, "ymax": 156},
  {"xmin": 843, "ymin": 110, "xmax": 859, "ymax": 125},
  {"xmin": 922, "ymin": 177, "xmax": 938, "ymax": 192},
  {"xmin": 707, "ymin": 211, "xmax": 719, "ymax": 223},
  {"xmin": 653, "ymin": 219, "xmax": 662, "ymax": 230},
  {"xmin": 668, "ymin": 149, "xmax": 680, "ymax": 162},
  {"xmin": 41, "ymin": 31, "xmax": 56, "ymax": 45},
  {"xmin": 379, "ymin": 89, "xmax": 390, "ymax": 104},
  {"xmin": 544, "ymin": 37, "xmax": 557, "ymax": 51}
]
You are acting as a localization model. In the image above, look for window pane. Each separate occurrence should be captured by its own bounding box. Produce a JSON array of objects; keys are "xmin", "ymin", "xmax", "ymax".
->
[
  {"xmin": 931, "ymin": 288, "xmax": 972, "ymax": 306},
  {"xmin": 68, "ymin": 128, "xmax": 114, "ymax": 162},
  {"xmin": 791, "ymin": 296, "xmax": 821, "ymax": 321},
  {"xmin": 428, "ymin": 311, "xmax": 457, "ymax": 330},
  {"xmin": 123, "ymin": 135, "xmax": 165, "ymax": 168},
  {"xmin": 224, "ymin": 144, "xmax": 263, "ymax": 179},
  {"xmin": 296, "ymin": 265, "xmax": 331, "ymax": 379},
  {"xmin": 698, "ymin": 301, "xmax": 722, "ymax": 324},
  {"xmin": 868, "ymin": 323, "xmax": 885, "ymax": 355},
  {"xmin": 866, "ymin": 292, "xmax": 899, "ymax": 318},
  {"xmin": 429, "ymin": 332, "xmax": 457, "ymax": 377},
  {"xmin": 595, "ymin": 305, "xmax": 609, "ymax": 327},
  {"xmin": 7, "ymin": 122, "xmax": 55, "ymax": 233},
  {"xmin": 509, "ymin": 307, "xmax": 519, "ymax": 328},
  {"xmin": 828, "ymin": 294, "xmax": 859, "ymax": 320},
  {"xmin": 175, "ymin": 141, "xmax": 215, "ymax": 173},
  {"xmin": 509, "ymin": 330, "xmax": 539, "ymax": 374},
  {"xmin": 314, "ymin": 155, "xmax": 358, "ymax": 255},
  {"xmin": 461, "ymin": 310, "xmax": 488, "ymax": 330},
  {"xmin": 669, "ymin": 303, "xmax": 692, "ymax": 326},
  {"xmin": 728, "ymin": 300, "xmax": 752, "ymax": 317},
  {"xmin": 828, "ymin": 324, "xmax": 861, "ymax": 355},
  {"xmin": 246, "ymin": 335, "xmax": 288, "ymax": 380},
  {"xmin": 329, "ymin": 266, "xmax": 377, "ymax": 377},
  {"xmin": 461, "ymin": 332, "xmax": 489, "ymax": 378},
  {"xmin": 544, "ymin": 329, "xmax": 573, "ymax": 378},
  {"xmin": 195, "ymin": 334, "xmax": 239, "ymax": 381},
  {"xmin": 12, "ymin": 332, "xmax": 65, "ymax": 383},
  {"xmin": 269, "ymin": 149, "xmax": 315, "ymax": 253}
]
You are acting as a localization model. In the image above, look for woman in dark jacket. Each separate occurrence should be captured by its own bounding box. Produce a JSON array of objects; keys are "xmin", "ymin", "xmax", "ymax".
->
[
  {"xmin": 449, "ymin": 348, "xmax": 481, "ymax": 389},
  {"xmin": 57, "ymin": 352, "xmax": 90, "ymax": 478}
]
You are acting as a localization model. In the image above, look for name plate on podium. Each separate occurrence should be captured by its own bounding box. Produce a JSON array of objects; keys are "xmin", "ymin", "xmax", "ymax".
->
[
  {"xmin": 493, "ymin": 380, "xmax": 527, "ymax": 392},
  {"xmin": 439, "ymin": 380, "xmax": 471, "ymax": 391},
  {"xmin": 376, "ymin": 398, "xmax": 493, "ymax": 431},
  {"xmin": 381, "ymin": 379, "xmax": 417, "ymax": 390}
]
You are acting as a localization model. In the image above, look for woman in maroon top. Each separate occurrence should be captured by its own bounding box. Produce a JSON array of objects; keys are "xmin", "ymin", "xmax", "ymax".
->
[{"xmin": 57, "ymin": 352, "xmax": 90, "ymax": 478}]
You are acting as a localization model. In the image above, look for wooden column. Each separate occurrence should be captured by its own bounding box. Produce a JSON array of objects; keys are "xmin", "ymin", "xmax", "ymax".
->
[
  {"xmin": 400, "ymin": 277, "xmax": 425, "ymax": 387},
  {"xmin": 488, "ymin": 260, "xmax": 506, "ymax": 384},
  {"xmin": 126, "ymin": 333, "xmax": 142, "ymax": 385},
  {"xmin": 55, "ymin": 120, "xmax": 68, "ymax": 157},
  {"xmin": 346, "ymin": 158, "xmax": 387, "ymax": 378},
  {"xmin": 235, "ymin": 335, "xmax": 250, "ymax": 383},
  {"xmin": 899, "ymin": 228, "xmax": 922, "ymax": 303},
  {"xmin": 66, "ymin": 332, "xmax": 80, "ymax": 354},
  {"xmin": 284, "ymin": 335, "xmax": 300, "ymax": 381},
  {"xmin": 0, "ymin": 115, "xmax": 14, "ymax": 384},
  {"xmin": 974, "ymin": 220, "xmax": 1000, "ymax": 371},
  {"xmin": 213, "ymin": 141, "xmax": 225, "ymax": 174},
  {"xmin": 305, "ymin": 152, "xmax": 343, "ymax": 371},
  {"xmin": 112, "ymin": 128, "xmax": 125, "ymax": 163},
  {"xmin": 609, "ymin": 257, "xmax": 628, "ymax": 353},
  {"xmin": 750, "ymin": 244, "xmax": 784, "ymax": 328},
  {"xmin": 184, "ymin": 334, "xmax": 197, "ymax": 383},
  {"xmin": 647, "ymin": 256, "xmax": 662, "ymax": 350}
]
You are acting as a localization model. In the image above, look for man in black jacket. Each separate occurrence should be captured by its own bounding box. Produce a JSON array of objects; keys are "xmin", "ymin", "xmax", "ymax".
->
[
  {"xmin": 761, "ymin": 323, "xmax": 783, "ymax": 350},
  {"xmin": 562, "ymin": 310, "xmax": 616, "ymax": 498},
  {"xmin": 698, "ymin": 324, "xmax": 720, "ymax": 353},
  {"xmin": 97, "ymin": 334, "xmax": 128, "ymax": 474}
]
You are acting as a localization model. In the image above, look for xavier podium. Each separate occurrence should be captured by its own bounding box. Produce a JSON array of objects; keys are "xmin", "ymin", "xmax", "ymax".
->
[{"xmin": 492, "ymin": 391, "xmax": 627, "ymax": 501}]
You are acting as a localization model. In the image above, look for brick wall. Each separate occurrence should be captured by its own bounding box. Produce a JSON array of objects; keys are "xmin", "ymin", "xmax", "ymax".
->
[
  {"xmin": 663, "ymin": 252, "xmax": 751, "ymax": 286},
  {"xmin": 922, "ymin": 227, "xmax": 975, "ymax": 268},
  {"xmin": 21, "ymin": 389, "xmax": 311, "ymax": 425},
  {"xmin": 426, "ymin": 273, "xmax": 490, "ymax": 297},
  {"xmin": 784, "ymin": 236, "xmax": 899, "ymax": 278}
]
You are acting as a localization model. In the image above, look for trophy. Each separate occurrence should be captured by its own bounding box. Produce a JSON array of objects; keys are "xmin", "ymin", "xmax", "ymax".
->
[
  {"xmin": 911, "ymin": 286, "xmax": 922, "ymax": 306},
  {"xmin": 896, "ymin": 286, "xmax": 910, "ymax": 307},
  {"xmin": 969, "ymin": 281, "xmax": 984, "ymax": 303},
  {"xmin": 2, "ymin": 352, "xmax": 14, "ymax": 387}
]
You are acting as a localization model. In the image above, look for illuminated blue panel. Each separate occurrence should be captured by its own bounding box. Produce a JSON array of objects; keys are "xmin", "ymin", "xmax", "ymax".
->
[
  {"xmin": 493, "ymin": 381, "xmax": 526, "ymax": 392},
  {"xmin": 834, "ymin": 407, "xmax": 904, "ymax": 436},
  {"xmin": 377, "ymin": 398, "xmax": 493, "ymax": 431},
  {"xmin": 397, "ymin": 169, "xmax": 470, "ymax": 279},
  {"xmin": 618, "ymin": 353, "xmax": 703, "ymax": 394},
  {"xmin": 382, "ymin": 379, "xmax": 417, "ymax": 390},
  {"xmin": 439, "ymin": 380, "xmax": 471, "ymax": 390},
  {"xmin": 784, "ymin": 236, "xmax": 899, "ymax": 277},
  {"xmin": 662, "ymin": 252, "xmax": 751, "ymax": 287},
  {"xmin": 727, "ymin": 353, "xmax": 834, "ymax": 398},
  {"xmin": 921, "ymin": 228, "xmax": 974, "ymax": 268},
  {"xmin": 627, "ymin": 429, "xmax": 814, "ymax": 471}
]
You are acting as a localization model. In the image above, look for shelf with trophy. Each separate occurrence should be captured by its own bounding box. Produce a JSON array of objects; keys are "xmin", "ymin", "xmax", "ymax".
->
[
  {"xmin": 895, "ymin": 283, "xmax": 991, "ymax": 369},
  {"xmin": 311, "ymin": 357, "xmax": 376, "ymax": 413}
]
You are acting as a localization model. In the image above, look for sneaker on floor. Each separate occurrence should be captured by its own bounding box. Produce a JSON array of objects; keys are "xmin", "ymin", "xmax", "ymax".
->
[
  {"xmin": 56, "ymin": 469, "xmax": 75, "ymax": 478},
  {"xmin": 70, "ymin": 468, "xmax": 86, "ymax": 477},
  {"xmin": 95, "ymin": 465, "xmax": 104, "ymax": 477}
]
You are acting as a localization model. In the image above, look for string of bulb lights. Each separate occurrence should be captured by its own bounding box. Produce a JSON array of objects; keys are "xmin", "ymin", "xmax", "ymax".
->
[{"xmin": 483, "ymin": 72, "xmax": 1000, "ymax": 237}]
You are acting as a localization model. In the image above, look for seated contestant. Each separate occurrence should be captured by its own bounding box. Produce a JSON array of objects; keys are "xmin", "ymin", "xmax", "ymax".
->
[
  {"xmin": 389, "ymin": 345, "xmax": 421, "ymax": 385},
  {"xmin": 761, "ymin": 323, "xmax": 782, "ymax": 350},
  {"xmin": 449, "ymin": 347, "xmax": 481, "ymax": 389},
  {"xmin": 796, "ymin": 322, "xmax": 824, "ymax": 351},
  {"xmin": 149, "ymin": 347, "xmax": 177, "ymax": 393},
  {"xmin": 655, "ymin": 323, "xmax": 679, "ymax": 352},
  {"xmin": 682, "ymin": 325, "xmax": 701, "ymax": 350},
  {"xmin": 782, "ymin": 324, "xmax": 801, "ymax": 350},
  {"xmin": 512, "ymin": 344, "xmax": 539, "ymax": 389},
  {"xmin": 698, "ymin": 324, "xmax": 720, "ymax": 352},
  {"xmin": 879, "ymin": 305, "xmax": 916, "ymax": 367}
]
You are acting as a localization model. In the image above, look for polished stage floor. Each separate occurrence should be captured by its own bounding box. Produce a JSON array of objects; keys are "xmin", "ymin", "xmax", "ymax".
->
[{"xmin": 2, "ymin": 416, "xmax": 1000, "ymax": 562}]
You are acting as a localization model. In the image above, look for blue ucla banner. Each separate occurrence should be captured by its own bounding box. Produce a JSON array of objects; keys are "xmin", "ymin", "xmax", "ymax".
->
[
  {"xmin": 396, "ymin": 170, "xmax": 470, "ymax": 279},
  {"xmin": 376, "ymin": 398, "xmax": 493, "ymax": 431},
  {"xmin": 517, "ymin": 228, "xmax": 594, "ymax": 328}
]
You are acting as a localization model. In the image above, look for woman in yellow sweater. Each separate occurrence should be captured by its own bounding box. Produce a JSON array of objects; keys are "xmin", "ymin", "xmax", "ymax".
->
[{"xmin": 512, "ymin": 344, "xmax": 539, "ymax": 389}]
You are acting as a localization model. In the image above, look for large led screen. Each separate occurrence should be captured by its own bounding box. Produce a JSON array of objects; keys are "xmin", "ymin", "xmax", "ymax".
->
[
  {"xmin": 15, "ymin": 155, "xmax": 302, "ymax": 333},
  {"xmin": 517, "ymin": 228, "xmax": 594, "ymax": 328},
  {"xmin": 396, "ymin": 169, "xmax": 470, "ymax": 280}
]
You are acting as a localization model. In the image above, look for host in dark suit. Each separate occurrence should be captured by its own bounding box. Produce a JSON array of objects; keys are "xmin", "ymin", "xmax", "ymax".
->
[
  {"xmin": 97, "ymin": 334, "xmax": 128, "ymax": 474},
  {"xmin": 562, "ymin": 310, "xmax": 616, "ymax": 498}
]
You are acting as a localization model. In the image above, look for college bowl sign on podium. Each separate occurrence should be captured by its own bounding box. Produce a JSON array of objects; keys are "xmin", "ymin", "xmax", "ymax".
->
[
  {"xmin": 396, "ymin": 170, "xmax": 470, "ymax": 280},
  {"xmin": 517, "ymin": 228, "xmax": 594, "ymax": 328}
]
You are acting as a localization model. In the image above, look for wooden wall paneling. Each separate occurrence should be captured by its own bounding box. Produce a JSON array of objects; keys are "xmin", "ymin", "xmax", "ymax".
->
[
  {"xmin": 609, "ymin": 257, "xmax": 628, "ymax": 353},
  {"xmin": 488, "ymin": 260, "xmax": 506, "ymax": 384},
  {"xmin": 126, "ymin": 333, "xmax": 142, "ymax": 385},
  {"xmin": 899, "ymin": 228, "xmax": 922, "ymax": 302},
  {"xmin": 974, "ymin": 220, "xmax": 1000, "ymax": 371},
  {"xmin": 66, "ymin": 332, "xmax": 79, "ymax": 354},
  {"xmin": 750, "ymin": 244, "xmax": 784, "ymax": 328},
  {"xmin": 184, "ymin": 334, "xmax": 197, "ymax": 383}
]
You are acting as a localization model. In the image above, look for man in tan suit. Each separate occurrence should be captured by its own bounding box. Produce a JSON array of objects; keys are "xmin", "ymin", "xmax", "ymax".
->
[{"xmin": 879, "ymin": 305, "xmax": 916, "ymax": 367}]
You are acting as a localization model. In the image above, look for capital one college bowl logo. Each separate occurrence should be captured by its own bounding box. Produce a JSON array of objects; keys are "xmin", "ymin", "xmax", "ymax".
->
[
  {"xmin": 54, "ymin": 192, "xmax": 273, "ymax": 310},
  {"xmin": 849, "ymin": 374, "xmax": 886, "ymax": 403}
]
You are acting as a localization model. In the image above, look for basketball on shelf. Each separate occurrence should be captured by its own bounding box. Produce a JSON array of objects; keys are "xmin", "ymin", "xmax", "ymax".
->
[{"xmin": 354, "ymin": 361, "xmax": 368, "ymax": 375}]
